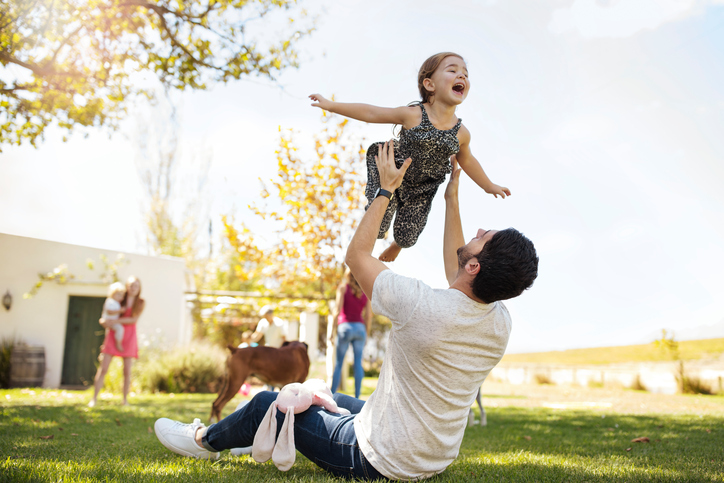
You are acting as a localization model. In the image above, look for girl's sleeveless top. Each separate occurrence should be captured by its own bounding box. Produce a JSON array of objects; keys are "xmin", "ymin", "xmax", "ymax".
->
[
  {"xmin": 338, "ymin": 285, "xmax": 368, "ymax": 325},
  {"xmin": 394, "ymin": 103, "xmax": 462, "ymax": 202}
]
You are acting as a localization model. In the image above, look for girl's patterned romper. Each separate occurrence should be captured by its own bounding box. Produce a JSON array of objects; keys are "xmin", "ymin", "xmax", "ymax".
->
[{"xmin": 364, "ymin": 103, "xmax": 461, "ymax": 248}]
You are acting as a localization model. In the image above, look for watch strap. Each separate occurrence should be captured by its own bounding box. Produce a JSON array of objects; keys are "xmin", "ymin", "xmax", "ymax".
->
[{"xmin": 376, "ymin": 188, "xmax": 393, "ymax": 200}]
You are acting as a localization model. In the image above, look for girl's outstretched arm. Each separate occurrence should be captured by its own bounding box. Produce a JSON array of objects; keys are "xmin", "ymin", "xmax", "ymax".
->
[
  {"xmin": 309, "ymin": 94, "xmax": 418, "ymax": 127},
  {"xmin": 456, "ymin": 125, "xmax": 511, "ymax": 199}
]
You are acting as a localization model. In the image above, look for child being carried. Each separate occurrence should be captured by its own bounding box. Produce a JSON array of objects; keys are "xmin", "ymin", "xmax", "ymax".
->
[{"xmin": 103, "ymin": 282, "xmax": 126, "ymax": 352}]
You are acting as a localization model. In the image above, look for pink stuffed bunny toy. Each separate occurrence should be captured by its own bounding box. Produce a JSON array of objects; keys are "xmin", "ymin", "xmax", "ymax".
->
[{"xmin": 252, "ymin": 378, "xmax": 351, "ymax": 471}]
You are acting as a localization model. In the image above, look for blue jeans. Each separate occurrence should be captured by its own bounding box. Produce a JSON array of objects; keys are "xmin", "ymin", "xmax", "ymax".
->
[
  {"xmin": 202, "ymin": 391, "xmax": 386, "ymax": 480},
  {"xmin": 331, "ymin": 322, "xmax": 367, "ymax": 398}
]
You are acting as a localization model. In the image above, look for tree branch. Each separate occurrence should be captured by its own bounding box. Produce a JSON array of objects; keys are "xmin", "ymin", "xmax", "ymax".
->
[{"xmin": 0, "ymin": 51, "xmax": 83, "ymax": 78}]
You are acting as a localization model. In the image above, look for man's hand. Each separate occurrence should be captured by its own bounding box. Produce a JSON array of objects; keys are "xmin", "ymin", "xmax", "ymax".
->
[
  {"xmin": 443, "ymin": 155, "xmax": 466, "ymax": 285},
  {"xmin": 309, "ymin": 93, "xmax": 333, "ymax": 111},
  {"xmin": 485, "ymin": 183, "xmax": 512, "ymax": 199},
  {"xmin": 376, "ymin": 140, "xmax": 412, "ymax": 192},
  {"xmin": 445, "ymin": 155, "xmax": 463, "ymax": 202}
]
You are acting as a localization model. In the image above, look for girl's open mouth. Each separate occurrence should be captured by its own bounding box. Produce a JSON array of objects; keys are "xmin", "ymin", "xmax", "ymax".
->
[{"xmin": 453, "ymin": 83, "xmax": 465, "ymax": 95}]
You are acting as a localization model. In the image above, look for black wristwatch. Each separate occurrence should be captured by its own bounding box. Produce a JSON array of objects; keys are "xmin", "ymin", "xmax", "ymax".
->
[{"xmin": 374, "ymin": 188, "xmax": 393, "ymax": 200}]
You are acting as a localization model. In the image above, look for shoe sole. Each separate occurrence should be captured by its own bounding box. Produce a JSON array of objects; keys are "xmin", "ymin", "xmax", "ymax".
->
[{"xmin": 154, "ymin": 419, "xmax": 219, "ymax": 460}]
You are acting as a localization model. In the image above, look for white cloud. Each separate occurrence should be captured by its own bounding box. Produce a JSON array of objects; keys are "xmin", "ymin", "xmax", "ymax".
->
[{"xmin": 549, "ymin": 0, "xmax": 703, "ymax": 38}]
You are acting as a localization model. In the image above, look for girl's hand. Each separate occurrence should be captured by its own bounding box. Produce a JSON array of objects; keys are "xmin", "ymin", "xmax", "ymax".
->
[
  {"xmin": 486, "ymin": 184, "xmax": 511, "ymax": 199},
  {"xmin": 309, "ymin": 93, "xmax": 333, "ymax": 110}
]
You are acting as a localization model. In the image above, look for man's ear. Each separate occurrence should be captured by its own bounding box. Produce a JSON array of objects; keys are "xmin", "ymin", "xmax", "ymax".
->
[{"xmin": 464, "ymin": 259, "xmax": 480, "ymax": 276}]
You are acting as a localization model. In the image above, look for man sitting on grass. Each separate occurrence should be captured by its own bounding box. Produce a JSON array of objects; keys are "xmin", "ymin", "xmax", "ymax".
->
[{"xmin": 154, "ymin": 141, "xmax": 539, "ymax": 480}]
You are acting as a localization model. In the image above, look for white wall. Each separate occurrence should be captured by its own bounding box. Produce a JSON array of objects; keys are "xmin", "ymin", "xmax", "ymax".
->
[{"xmin": 0, "ymin": 233, "xmax": 190, "ymax": 387}]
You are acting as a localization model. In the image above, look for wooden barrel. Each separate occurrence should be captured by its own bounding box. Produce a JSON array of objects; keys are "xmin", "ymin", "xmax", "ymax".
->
[{"xmin": 9, "ymin": 345, "xmax": 46, "ymax": 388}]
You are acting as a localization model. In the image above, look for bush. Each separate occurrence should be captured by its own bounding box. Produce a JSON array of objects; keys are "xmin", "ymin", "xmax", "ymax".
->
[
  {"xmin": 629, "ymin": 374, "xmax": 648, "ymax": 391},
  {"xmin": 104, "ymin": 341, "xmax": 227, "ymax": 394},
  {"xmin": 0, "ymin": 337, "xmax": 16, "ymax": 389},
  {"xmin": 534, "ymin": 373, "xmax": 553, "ymax": 385},
  {"xmin": 682, "ymin": 376, "xmax": 713, "ymax": 395}
]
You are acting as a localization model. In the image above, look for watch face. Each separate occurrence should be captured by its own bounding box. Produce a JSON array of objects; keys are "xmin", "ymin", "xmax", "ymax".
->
[{"xmin": 374, "ymin": 188, "xmax": 381, "ymax": 198}]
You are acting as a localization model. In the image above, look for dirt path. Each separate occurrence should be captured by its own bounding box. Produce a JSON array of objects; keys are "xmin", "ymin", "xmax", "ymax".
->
[{"xmin": 480, "ymin": 381, "xmax": 724, "ymax": 415}]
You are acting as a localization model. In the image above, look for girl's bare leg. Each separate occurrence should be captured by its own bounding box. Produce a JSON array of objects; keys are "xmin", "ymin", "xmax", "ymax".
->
[
  {"xmin": 122, "ymin": 357, "xmax": 133, "ymax": 405},
  {"xmin": 379, "ymin": 242, "xmax": 402, "ymax": 262},
  {"xmin": 90, "ymin": 354, "xmax": 113, "ymax": 406}
]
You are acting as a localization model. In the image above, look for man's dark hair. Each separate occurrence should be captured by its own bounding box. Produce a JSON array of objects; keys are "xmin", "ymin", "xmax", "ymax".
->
[{"xmin": 471, "ymin": 228, "xmax": 538, "ymax": 303}]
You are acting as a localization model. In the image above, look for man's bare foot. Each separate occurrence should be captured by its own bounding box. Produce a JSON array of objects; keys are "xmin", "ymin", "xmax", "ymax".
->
[{"xmin": 379, "ymin": 242, "xmax": 402, "ymax": 262}]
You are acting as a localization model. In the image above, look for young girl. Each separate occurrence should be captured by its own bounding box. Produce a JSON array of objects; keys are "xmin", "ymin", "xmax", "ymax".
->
[
  {"xmin": 102, "ymin": 282, "xmax": 126, "ymax": 352},
  {"xmin": 310, "ymin": 52, "xmax": 510, "ymax": 261}
]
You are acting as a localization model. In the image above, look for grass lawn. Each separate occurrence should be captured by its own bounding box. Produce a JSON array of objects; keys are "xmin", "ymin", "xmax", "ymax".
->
[
  {"xmin": 500, "ymin": 338, "xmax": 724, "ymax": 365},
  {"xmin": 1, "ymin": 387, "xmax": 723, "ymax": 482}
]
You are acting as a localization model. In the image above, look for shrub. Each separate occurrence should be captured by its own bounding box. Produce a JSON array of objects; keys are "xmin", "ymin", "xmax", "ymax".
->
[
  {"xmin": 534, "ymin": 373, "xmax": 553, "ymax": 385},
  {"xmin": 629, "ymin": 374, "xmax": 648, "ymax": 391},
  {"xmin": 682, "ymin": 376, "xmax": 713, "ymax": 395},
  {"xmin": 103, "ymin": 341, "xmax": 227, "ymax": 394},
  {"xmin": 0, "ymin": 337, "xmax": 16, "ymax": 389}
]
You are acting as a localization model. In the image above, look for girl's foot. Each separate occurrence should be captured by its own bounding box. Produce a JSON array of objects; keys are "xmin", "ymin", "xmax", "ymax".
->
[
  {"xmin": 379, "ymin": 242, "xmax": 402, "ymax": 262},
  {"xmin": 116, "ymin": 342, "xmax": 124, "ymax": 351},
  {"xmin": 88, "ymin": 400, "xmax": 96, "ymax": 408}
]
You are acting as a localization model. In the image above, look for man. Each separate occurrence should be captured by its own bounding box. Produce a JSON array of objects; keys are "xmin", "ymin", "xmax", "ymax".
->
[
  {"xmin": 154, "ymin": 141, "xmax": 538, "ymax": 480},
  {"xmin": 251, "ymin": 305, "xmax": 287, "ymax": 348}
]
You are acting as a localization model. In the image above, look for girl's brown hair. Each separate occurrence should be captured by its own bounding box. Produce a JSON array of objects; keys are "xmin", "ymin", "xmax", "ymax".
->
[
  {"xmin": 342, "ymin": 268, "xmax": 363, "ymax": 298},
  {"xmin": 417, "ymin": 52, "xmax": 465, "ymax": 104},
  {"xmin": 121, "ymin": 276, "xmax": 145, "ymax": 317}
]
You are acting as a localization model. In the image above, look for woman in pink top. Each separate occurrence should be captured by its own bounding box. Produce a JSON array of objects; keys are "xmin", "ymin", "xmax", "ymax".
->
[
  {"xmin": 329, "ymin": 269, "xmax": 372, "ymax": 398},
  {"xmin": 89, "ymin": 276, "xmax": 145, "ymax": 407}
]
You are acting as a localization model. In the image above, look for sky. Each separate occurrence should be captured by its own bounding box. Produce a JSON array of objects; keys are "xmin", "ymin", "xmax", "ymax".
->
[{"xmin": 2, "ymin": 0, "xmax": 724, "ymax": 353}]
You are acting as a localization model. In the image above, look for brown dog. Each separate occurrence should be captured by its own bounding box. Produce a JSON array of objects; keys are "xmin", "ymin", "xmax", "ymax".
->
[{"xmin": 209, "ymin": 341, "xmax": 310, "ymax": 423}]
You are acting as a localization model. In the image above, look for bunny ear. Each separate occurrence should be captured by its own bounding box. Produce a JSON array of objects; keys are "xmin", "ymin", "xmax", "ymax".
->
[
  {"xmin": 314, "ymin": 391, "xmax": 350, "ymax": 415},
  {"xmin": 252, "ymin": 401, "xmax": 278, "ymax": 463},
  {"xmin": 272, "ymin": 406, "xmax": 296, "ymax": 471}
]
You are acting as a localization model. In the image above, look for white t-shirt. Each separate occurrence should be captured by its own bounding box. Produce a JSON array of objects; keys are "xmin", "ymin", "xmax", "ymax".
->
[
  {"xmin": 255, "ymin": 316, "xmax": 287, "ymax": 348},
  {"xmin": 103, "ymin": 298, "xmax": 121, "ymax": 321},
  {"xmin": 354, "ymin": 270, "xmax": 512, "ymax": 481}
]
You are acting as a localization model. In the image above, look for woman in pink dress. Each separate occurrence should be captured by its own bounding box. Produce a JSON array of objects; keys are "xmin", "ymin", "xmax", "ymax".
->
[{"xmin": 89, "ymin": 276, "xmax": 145, "ymax": 407}]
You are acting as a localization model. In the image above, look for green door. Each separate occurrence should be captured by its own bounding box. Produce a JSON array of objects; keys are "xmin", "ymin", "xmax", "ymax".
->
[{"xmin": 61, "ymin": 296, "xmax": 106, "ymax": 386}]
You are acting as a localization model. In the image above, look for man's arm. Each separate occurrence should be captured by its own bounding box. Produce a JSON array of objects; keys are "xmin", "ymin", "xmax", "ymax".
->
[
  {"xmin": 443, "ymin": 155, "xmax": 465, "ymax": 286},
  {"xmin": 345, "ymin": 140, "xmax": 412, "ymax": 299}
]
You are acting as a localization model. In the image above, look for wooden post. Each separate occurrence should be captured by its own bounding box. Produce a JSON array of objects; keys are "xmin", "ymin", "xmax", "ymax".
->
[{"xmin": 299, "ymin": 311, "xmax": 319, "ymax": 360}]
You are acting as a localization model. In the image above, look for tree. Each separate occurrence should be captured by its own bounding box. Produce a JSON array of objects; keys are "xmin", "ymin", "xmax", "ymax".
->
[
  {"xmin": 133, "ymin": 98, "xmax": 213, "ymax": 293},
  {"xmin": 224, "ymin": 112, "xmax": 368, "ymax": 302},
  {"xmin": 0, "ymin": 0, "xmax": 313, "ymax": 150}
]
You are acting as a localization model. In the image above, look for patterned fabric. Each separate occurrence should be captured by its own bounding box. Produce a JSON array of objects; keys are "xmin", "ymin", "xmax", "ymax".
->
[{"xmin": 364, "ymin": 104, "xmax": 461, "ymax": 248}]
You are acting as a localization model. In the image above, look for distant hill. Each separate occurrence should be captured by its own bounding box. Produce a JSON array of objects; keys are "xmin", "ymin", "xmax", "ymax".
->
[
  {"xmin": 500, "ymin": 338, "xmax": 724, "ymax": 365},
  {"xmin": 638, "ymin": 319, "xmax": 724, "ymax": 344}
]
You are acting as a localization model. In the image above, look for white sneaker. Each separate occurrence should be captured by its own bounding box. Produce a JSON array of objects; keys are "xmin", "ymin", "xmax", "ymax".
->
[{"xmin": 154, "ymin": 418, "xmax": 220, "ymax": 460}]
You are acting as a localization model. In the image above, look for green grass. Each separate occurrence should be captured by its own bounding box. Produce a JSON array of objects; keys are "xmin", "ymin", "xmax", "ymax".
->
[
  {"xmin": 1, "ymin": 389, "xmax": 723, "ymax": 482},
  {"xmin": 501, "ymin": 338, "xmax": 724, "ymax": 365}
]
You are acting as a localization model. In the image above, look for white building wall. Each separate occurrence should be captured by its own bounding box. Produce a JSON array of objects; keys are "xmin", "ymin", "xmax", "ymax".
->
[{"xmin": 0, "ymin": 233, "xmax": 190, "ymax": 387}]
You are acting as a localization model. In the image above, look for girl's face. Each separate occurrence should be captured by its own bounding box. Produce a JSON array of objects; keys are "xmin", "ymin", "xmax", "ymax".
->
[
  {"xmin": 427, "ymin": 56, "xmax": 470, "ymax": 105},
  {"xmin": 113, "ymin": 291, "xmax": 125, "ymax": 302}
]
